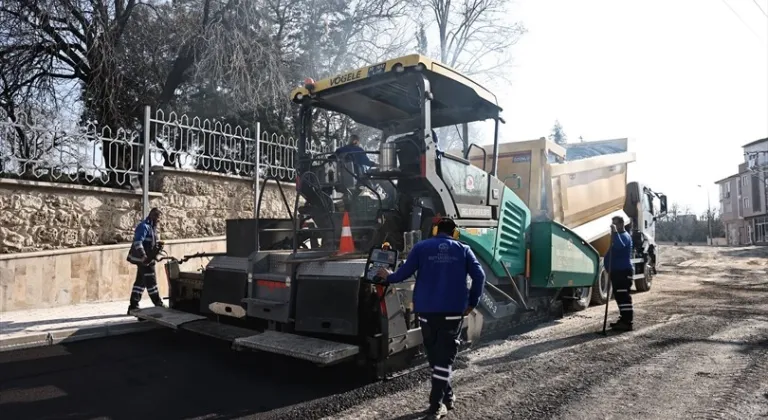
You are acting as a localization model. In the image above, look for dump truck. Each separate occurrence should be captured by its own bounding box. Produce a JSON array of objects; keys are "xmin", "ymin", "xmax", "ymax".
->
[
  {"xmin": 465, "ymin": 137, "xmax": 667, "ymax": 311},
  {"xmin": 132, "ymin": 54, "xmax": 668, "ymax": 379}
]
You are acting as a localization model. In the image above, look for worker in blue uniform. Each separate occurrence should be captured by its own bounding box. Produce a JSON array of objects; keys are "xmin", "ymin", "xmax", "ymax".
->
[
  {"xmin": 334, "ymin": 133, "xmax": 378, "ymax": 193},
  {"xmin": 377, "ymin": 217, "xmax": 486, "ymax": 420},
  {"xmin": 605, "ymin": 215, "xmax": 634, "ymax": 331},
  {"xmin": 334, "ymin": 134, "xmax": 377, "ymax": 174},
  {"xmin": 126, "ymin": 208, "xmax": 166, "ymax": 314}
]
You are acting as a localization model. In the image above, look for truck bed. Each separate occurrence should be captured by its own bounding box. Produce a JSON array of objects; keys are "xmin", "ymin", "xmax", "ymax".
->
[{"xmin": 466, "ymin": 137, "xmax": 635, "ymax": 244}]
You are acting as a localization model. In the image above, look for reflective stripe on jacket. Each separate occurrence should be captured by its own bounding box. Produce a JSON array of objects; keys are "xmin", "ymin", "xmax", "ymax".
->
[{"xmin": 127, "ymin": 218, "xmax": 157, "ymax": 264}]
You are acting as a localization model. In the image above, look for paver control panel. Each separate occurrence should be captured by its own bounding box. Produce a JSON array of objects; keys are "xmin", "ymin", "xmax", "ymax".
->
[{"xmin": 363, "ymin": 246, "xmax": 399, "ymax": 283}]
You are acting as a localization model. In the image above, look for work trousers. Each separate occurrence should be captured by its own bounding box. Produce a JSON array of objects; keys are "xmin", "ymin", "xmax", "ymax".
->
[
  {"xmin": 130, "ymin": 262, "xmax": 162, "ymax": 307},
  {"xmin": 419, "ymin": 313, "xmax": 464, "ymax": 410},
  {"xmin": 610, "ymin": 269, "xmax": 634, "ymax": 323}
]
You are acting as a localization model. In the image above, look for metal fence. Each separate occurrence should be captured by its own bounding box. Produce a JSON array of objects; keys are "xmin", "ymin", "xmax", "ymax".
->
[
  {"xmin": 0, "ymin": 108, "xmax": 145, "ymax": 187},
  {"xmin": 1, "ymin": 106, "xmax": 332, "ymax": 215}
]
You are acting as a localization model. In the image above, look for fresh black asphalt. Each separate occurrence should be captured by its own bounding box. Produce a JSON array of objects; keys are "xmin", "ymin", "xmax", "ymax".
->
[{"xmin": 0, "ymin": 329, "xmax": 374, "ymax": 420}]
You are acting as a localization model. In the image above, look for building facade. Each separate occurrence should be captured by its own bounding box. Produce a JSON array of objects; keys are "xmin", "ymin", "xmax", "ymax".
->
[
  {"xmin": 739, "ymin": 138, "xmax": 767, "ymax": 245},
  {"xmin": 715, "ymin": 174, "xmax": 746, "ymax": 245},
  {"xmin": 715, "ymin": 138, "xmax": 768, "ymax": 246}
]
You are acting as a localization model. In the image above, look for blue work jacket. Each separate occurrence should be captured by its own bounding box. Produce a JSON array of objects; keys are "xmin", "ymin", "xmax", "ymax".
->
[
  {"xmin": 387, "ymin": 233, "xmax": 486, "ymax": 314},
  {"xmin": 127, "ymin": 217, "xmax": 158, "ymax": 264},
  {"xmin": 605, "ymin": 231, "xmax": 633, "ymax": 271},
  {"xmin": 334, "ymin": 144, "xmax": 377, "ymax": 168}
]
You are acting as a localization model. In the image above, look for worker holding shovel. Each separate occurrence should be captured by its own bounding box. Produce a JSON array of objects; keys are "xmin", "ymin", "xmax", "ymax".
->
[
  {"xmin": 604, "ymin": 216, "xmax": 635, "ymax": 331},
  {"xmin": 126, "ymin": 207, "xmax": 166, "ymax": 314}
]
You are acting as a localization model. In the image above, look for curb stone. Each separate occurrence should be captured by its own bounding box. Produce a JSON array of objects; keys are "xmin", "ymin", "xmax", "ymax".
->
[{"xmin": 0, "ymin": 320, "xmax": 160, "ymax": 352}]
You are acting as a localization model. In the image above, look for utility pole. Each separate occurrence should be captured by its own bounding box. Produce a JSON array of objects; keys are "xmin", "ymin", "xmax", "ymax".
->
[{"xmin": 697, "ymin": 184, "xmax": 713, "ymax": 245}]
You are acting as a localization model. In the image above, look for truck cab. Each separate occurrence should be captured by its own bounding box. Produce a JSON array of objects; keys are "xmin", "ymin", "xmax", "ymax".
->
[{"xmin": 625, "ymin": 182, "xmax": 667, "ymax": 277}]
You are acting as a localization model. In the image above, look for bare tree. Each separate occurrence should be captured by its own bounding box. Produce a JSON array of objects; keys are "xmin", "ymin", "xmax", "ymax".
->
[
  {"xmin": 0, "ymin": 0, "xmax": 291, "ymax": 182},
  {"xmin": 412, "ymin": 0, "xmax": 525, "ymax": 79},
  {"xmin": 0, "ymin": 0, "xmax": 419, "ymax": 184},
  {"xmin": 415, "ymin": 23, "xmax": 428, "ymax": 54},
  {"xmin": 395, "ymin": 0, "xmax": 525, "ymax": 153},
  {"xmin": 656, "ymin": 202, "xmax": 723, "ymax": 243},
  {"xmin": 288, "ymin": 0, "xmax": 409, "ymax": 150},
  {"xmin": 0, "ymin": 0, "xmax": 157, "ymax": 184}
]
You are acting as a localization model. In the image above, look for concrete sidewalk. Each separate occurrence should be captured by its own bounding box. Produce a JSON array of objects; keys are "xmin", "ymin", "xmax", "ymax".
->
[{"xmin": 0, "ymin": 300, "xmax": 162, "ymax": 352}]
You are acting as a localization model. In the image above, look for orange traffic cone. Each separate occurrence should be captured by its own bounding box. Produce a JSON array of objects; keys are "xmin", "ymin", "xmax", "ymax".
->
[{"xmin": 337, "ymin": 211, "xmax": 355, "ymax": 254}]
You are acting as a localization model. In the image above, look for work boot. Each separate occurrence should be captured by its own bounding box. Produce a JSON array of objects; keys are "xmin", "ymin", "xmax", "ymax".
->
[
  {"xmin": 610, "ymin": 319, "xmax": 633, "ymax": 331},
  {"xmin": 422, "ymin": 403, "xmax": 448, "ymax": 420},
  {"xmin": 127, "ymin": 303, "xmax": 139, "ymax": 315},
  {"xmin": 153, "ymin": 300, "xmax": 166, "ymax": 308}
]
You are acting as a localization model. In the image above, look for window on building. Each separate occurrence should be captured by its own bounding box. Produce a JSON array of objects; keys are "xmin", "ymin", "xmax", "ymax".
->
[
  {"xmin": 752, "ymin": 175, "xmax": 761, "ymax": 212},
  {"xmin": 721, "ymin": 183, "xmax": 731, "ymax": 199},
  {"xmin": 744, "ymin": 197, "xmax": 750, "ymax": 211},
  {"xmin": 756, "ymin": 216, "xmax": 768, "ymax": 244},
  {"xmin": 738, "ymin": 178, "xmax": 742, "ymax": 195},
  {"xmin": 747, "ymin": 152, "xmax": 758, "ymax": 169}
]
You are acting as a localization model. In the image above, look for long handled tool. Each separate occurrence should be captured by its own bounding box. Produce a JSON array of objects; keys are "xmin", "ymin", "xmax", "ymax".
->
[{"xmin": 601, "ymin": 230, "xmax": 614, "ymax": 335}]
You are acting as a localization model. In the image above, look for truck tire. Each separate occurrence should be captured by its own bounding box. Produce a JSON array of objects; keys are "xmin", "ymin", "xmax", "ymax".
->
[
  {"xmin": 566, "ymin": 287, "xmax": 592, "ymax": 312},
  {"xmin": 590, "ymin": 263, "xmax": 611, "ymax": 305},
  {"xmin": 635, "ymin": 264, "xmax": 653, "ymax": 292}
]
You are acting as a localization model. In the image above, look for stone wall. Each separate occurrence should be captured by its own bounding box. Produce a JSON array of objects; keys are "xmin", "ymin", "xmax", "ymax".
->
[
  {"xmin": 149, "ymin": 167, "xmax": 296, "ymax": 239},
  {"xmin": 0, "ymin": 169, "xmax": 296, "ymax": 253},
  {"xmin": 0, "ymin": 179, "xmax": 157, "ymax": 253}
]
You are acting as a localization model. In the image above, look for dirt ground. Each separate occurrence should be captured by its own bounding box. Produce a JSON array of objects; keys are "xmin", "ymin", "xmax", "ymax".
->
[{"xmin": 271, "ymin": 245, "xmax": 768, "ymax": 420}]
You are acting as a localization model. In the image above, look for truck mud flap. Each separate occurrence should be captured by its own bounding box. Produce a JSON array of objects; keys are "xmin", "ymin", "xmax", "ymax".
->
[
  {"xmin": 130, "ymin": 307, "xmax": 207, "ymax": 329},
  {"xmin": 232, "ymin": 330, "xmax": 360, "ymax": 366}
]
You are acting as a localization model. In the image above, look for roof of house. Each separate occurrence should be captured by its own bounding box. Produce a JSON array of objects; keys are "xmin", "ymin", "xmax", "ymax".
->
[
  {"xmin": 742, "ymin": 137, "xmax": 768, "ymax": 148},
  {"xmin": 714, "ymin": 173, "xmax": 740, "ymax": 184}
]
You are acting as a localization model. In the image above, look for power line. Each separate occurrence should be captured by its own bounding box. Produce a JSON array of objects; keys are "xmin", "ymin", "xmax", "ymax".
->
[
  {"xmin": 752, "ymin": 0, "xmax": 768, "ymax": 17},
  {"xmin": 719, "ymin": 0, "xmax": 766, "ymax": 44}
]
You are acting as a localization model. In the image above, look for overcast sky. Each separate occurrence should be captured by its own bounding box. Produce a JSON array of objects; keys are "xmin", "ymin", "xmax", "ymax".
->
[{"xmin": 493, "ymin": 0, "xmax": 768, "ymax": 214}]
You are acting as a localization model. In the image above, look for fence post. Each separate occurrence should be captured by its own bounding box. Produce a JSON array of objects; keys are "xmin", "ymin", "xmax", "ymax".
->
[
  {"xmin": 253, "ymin": 122, "xmax": 261, "ymax": 219},
  {"xmin": 142, "ymin": 105, "xmax": 151, "ymax": 217}
]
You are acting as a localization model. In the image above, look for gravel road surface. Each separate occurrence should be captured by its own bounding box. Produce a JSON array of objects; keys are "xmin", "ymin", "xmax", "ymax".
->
[{"xmin": 2, "ymin": 245, "xmax": 767, "ymax": 420}]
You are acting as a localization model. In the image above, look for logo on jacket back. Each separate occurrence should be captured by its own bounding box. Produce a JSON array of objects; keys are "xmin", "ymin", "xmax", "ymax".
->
[{"xmin": 430, "ymin": 241, "xmax": 459, "ymax": 263}]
